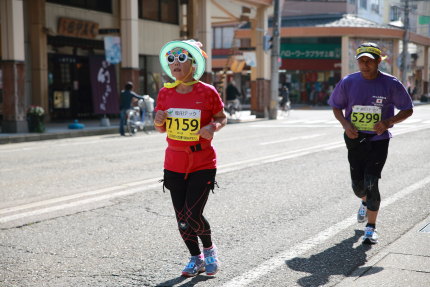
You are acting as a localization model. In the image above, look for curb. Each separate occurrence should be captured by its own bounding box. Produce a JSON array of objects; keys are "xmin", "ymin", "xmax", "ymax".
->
[{"xmin": 0, "ymin": 127, "xmax": 118, "ymax": 144}]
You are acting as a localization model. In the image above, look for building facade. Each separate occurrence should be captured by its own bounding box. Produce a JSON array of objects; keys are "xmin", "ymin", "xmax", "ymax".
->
[{"xmin": 217, "ymin": 0, "xmax": 430, "ymax": 110}]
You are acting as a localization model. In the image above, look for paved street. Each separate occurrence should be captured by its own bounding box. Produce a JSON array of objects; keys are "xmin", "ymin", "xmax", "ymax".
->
[{"xmin": 1, "ymin": 106, "xmax": 430, "ymax": 286}]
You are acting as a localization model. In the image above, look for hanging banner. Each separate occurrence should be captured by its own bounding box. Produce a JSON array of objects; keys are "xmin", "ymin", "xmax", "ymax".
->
[
  {"xmin": 104, "ymin": 36, "xmax": 122, "ymax": 64},
  {"xmin": 89, "ymin": 55, "xmax": 119, "ymax": 114}
]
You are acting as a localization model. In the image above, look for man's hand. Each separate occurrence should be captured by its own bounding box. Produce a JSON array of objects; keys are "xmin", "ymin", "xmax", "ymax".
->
[
  {"xmin": 343, "ymin": 121, "xmax": 359, "ymax": 139},
  {"xmin": 373, "ymin": 120, "xmax": 390, "ymax": 135}
]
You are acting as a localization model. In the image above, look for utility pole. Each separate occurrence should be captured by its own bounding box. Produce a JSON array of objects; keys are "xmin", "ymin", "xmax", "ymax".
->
[
  {"xmin": 401, "ymin": 0, "xmax": 410, "ymax": 85},
  {"xmin": 269, "ymin": 0, "xmax": 281, "ymax": 120}
]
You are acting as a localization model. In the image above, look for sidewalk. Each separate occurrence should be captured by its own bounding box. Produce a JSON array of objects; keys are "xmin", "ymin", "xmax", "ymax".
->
[
  {"xmin": 0, "ymin": 110, "xmax": 260, "ymax": 144},
  {"xmin": 0, "ymin": 118, "xmax": 121, "ymax": 144},
  {"xmin": 337, "ymin": 215, "xmax": 430, "ymax": 287}
]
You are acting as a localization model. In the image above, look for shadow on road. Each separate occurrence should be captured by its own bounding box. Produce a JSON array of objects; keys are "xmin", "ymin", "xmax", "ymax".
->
[
  {"xmin": 156, "ymin": 274, "xmax": 215, "ymax": 287},
  {"xmin": 286, "ymin": 229, "xmax": 383, "ymax": 286}
]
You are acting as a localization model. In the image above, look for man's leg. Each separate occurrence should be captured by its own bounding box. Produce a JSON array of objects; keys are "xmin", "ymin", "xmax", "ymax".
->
[{"xmin": 119, "ymin": 110, "xmax": 126, "ymax": 135}]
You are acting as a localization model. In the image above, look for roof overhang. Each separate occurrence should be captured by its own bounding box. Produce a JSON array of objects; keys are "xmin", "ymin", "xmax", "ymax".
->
[{"xmin": 235, "ymin": 26, "xmax": 430, "ymax": 46}]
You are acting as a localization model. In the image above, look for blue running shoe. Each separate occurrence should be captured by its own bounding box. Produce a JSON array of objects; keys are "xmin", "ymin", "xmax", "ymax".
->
[
  {"xmin": 357, "ymin": 202, "xmax": 367, "ymax": 223},
  {"xmin": 362, "ymin": 226, "xmax": 378, "ymax": 245},
  {"xmin": 181, "ymin": 254, "xmax": 205, "ymax": 277},
  {"xmin": 203, "ymin": 245, "xmax": 220, "ymax": 276}
]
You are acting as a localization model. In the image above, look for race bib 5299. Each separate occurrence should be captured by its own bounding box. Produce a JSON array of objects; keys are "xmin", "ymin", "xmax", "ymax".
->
[
  {"xmin": 351, "ymin": 105, "xmax": 381, "ymax": 131},
  {"xmin": 166, "ymin": 108, "xmax": 201, "ymax": 141}
]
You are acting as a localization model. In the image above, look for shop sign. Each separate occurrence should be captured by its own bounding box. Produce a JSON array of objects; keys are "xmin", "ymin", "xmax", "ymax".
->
[
  {"xmin": 280, "ymin": 44, "xmax": 341, "ymax": 59},
  {"xmin": 89, "ymin": 55, "xmax": 119, "ymax": 114},
  {"xmin": 57, "ymin": 17, "xmax": 99, "ymax": 39}
]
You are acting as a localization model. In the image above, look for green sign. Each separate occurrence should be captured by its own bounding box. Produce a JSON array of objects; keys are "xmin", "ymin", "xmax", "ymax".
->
[
  {"xmin": 419, "ymin": 16, "xmax": 430, "ymax": 25},
  {"xmin": 280, "ymin": 43, "xmax": 341, "ymax": 59}
]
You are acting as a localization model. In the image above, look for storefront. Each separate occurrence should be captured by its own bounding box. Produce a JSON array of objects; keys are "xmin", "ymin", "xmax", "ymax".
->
[
  {"xmin": 279, "ymin": 37, "xmax": 342, "ymax": 105},
  {"xmin": 47, "ymin": 17, "xmax": 119, "ymax": 120}
]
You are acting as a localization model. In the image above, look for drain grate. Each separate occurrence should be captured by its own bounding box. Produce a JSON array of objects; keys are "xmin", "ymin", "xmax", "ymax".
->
[{"xmin": 419, "ymin": 223, "xmax": 430, "ymax": 233}]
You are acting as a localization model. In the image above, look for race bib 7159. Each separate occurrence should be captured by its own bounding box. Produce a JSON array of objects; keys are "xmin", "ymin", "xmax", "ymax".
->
[
  {"xmin": 351, "ymin": 105, "xmax": 381, "ymax": 131},
  {"xmin": 166, "ymin": 108, "xmax": 201, "ymax": 141}
]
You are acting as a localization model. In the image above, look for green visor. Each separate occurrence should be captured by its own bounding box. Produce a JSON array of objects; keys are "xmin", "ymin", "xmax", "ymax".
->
[{"xmin": 159, "ymin": 40, "xmax": 206, "ymax": 81}]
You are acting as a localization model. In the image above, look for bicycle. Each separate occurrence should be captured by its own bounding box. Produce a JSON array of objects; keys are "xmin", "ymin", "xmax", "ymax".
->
[
  {"xmin": 226, "ymin": 99, "xmax": 241, "ymax": 119},
  {"xmin": 278, "ymin": 97, "xmax": 291, "ymax": 118},
  {"xmin": 125, "ymin": 106, "xmax": 142, "ymax": 136}
]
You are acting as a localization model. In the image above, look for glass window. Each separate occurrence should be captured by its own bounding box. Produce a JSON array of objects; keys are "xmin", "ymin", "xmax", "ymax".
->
[
  {"xmin": 390, "ymin": 5, "xmax": 401, "ymax": 21},
  {"xmin": 360, "ymin": 0, "xmax": 367, "ymax": 9},
  {"xmin": 161, "ymin": 0, "xmax": 178, "ymax": 24},
  {"xmin": 141, "ymin": 0, "xmax": 159, "ymax": 21},
  {"xmin": 47, "ymin": 0, "xmax": 112, "ymax": 13},
  {"xmin": 213, "ymin": 27, "xmax": 235, "ymax": 49},
  {"xmin": 222, "ymin": 27, "xmax": 234, "ymax": 49},
  {"xmin": 370, "ymin": 0, "xmax": 380, "ymax": 14},
  {"xmin": 139, "ymin": 55, "xmax": 163, "ymax": 100},
  {"xmin": 214, "ymin": 28, "xmax": 222, "ymax": 49},
  {"xmin": 139, "ymin": 0, "xmax": 178, "ymax": 24}
]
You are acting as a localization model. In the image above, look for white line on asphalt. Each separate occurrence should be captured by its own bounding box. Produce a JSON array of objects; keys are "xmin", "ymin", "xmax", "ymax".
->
[
  {"xmin": 0, "ymin": 141, "xmax": 344, "ymax": 225},
  {"xmin": 259, "ymin": 134, "xmax": 324, "ymax": 145},
  {"xmin": 222, "ymin": 175, "xmax": 430, "ymax": 287},
  {"xmin": 1, "ymin": 124, "xmax": 429, "ymax": 225},
  {"xmin": 251, "ymin": 124, "xmax": 340, "ymax": 128},
  {"xmin": 0, "ymin": 183, "xmax": 161, "ymax": 224},
  {"xmin": 0, "ymin": 178, "xmax": 160, "ymax": 216}
]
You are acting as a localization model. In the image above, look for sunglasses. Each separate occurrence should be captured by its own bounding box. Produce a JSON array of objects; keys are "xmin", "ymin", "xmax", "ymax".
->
[{"xmin": 166, "ymin": 53, "xmax": 193, "ymax": 65}]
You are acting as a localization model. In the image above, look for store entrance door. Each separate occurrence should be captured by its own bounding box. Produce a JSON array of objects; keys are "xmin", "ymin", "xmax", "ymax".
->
[{"xmin": 48, "ymin": 54, "xmax": 93, "ymax": 120}]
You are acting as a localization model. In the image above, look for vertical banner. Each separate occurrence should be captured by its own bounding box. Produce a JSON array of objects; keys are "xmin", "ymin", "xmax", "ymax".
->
[
  {"xmin": 104, "ymin": 36, "xmax": 122, "ymax": 64},
  {"xmin": 89, "ymin": 55, "xmax": 119, "ymax": 114}
]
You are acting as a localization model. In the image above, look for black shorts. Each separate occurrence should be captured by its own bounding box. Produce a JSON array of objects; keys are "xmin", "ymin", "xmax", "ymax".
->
[{"xmin": 344, "ymin": 133, "xmax": 389, "ymax": 179}]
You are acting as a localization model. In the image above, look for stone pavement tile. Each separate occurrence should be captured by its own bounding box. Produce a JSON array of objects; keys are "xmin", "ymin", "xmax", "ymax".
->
[
  {"xmin": 341, "ymin": 268, "xmax": 430, "ymax": 287},
  {"xmin": 378, "ymin": 253, "xmax": 430, "ymax": 273},
  {"xmin": 336, "ymin": 215, "xmax": 430, "ymax": 287}
]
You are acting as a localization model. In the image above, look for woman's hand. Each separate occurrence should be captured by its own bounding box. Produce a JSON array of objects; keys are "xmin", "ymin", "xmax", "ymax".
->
[
  {"xmin": 154, "ymin": 110, "xmax": 168, "ymax": 126},
  {"xmin": 196, "ymin": 124, "xmax": 217, "ymax": 140},
  {"xmin": 154, "ymin": 110, "xmax": 168, "ymax": 132}
]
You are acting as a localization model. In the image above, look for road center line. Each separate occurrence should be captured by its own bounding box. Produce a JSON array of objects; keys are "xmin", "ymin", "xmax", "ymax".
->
[{"xmin": 222, "ymin": 175, "xmax": 430, "ymax": 287}]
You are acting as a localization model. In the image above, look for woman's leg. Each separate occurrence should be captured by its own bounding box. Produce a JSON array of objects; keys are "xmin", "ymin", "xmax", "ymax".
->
[
  {"xmin": 164, "ymin": 169, "xmax": 201, "ymax": 256},
  {"xmin": 185, "ymin": 169, "xmax": 217, "ymax": 249}
]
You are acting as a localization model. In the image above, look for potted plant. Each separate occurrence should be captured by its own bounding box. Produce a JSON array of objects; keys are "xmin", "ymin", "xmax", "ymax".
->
[{"xmin": 27, "ymin": 105, "xmax": 45, "ymax": 133}]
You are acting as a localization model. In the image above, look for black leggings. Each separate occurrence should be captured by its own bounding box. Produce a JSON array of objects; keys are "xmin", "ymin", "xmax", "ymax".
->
[
  {"xmin": 163, "ymin": 169, "xmax": 216, "ymax": 256},
  {"xmin": 346, "ymin": 138, "xmax": 389, "ymax": 211}
]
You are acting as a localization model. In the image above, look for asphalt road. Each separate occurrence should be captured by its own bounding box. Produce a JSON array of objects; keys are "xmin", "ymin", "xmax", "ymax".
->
[{"xmin": 1, "ymin": 106, "xmax": 430, "ymax": 286}]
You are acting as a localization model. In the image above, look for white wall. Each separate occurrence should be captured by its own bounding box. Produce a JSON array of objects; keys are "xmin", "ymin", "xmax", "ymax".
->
[{"xmin": 138, "ymin": 20, "xmax": 180, "ymax": 56}]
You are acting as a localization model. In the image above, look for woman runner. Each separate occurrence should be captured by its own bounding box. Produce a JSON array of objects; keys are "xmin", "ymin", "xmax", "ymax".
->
[{"xmin": 154, "ymin": 39, "xmax": 227, "ymax": 277}]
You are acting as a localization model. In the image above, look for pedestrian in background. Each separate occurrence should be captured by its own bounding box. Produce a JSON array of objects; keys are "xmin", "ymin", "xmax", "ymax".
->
[
  {"xmin": 119, "ymin": 82, "xmax": 143, "ymax": 136},
  {"xmin": 226, "ymin": 80, "xmax": 241, "ymax": 114},
  {"xmin": 279, "ymin": 85, "xmax": 290, "ymax": 110},
  {"xmin": 328, "ymin": 42, "xmax": 413, "ymax": 244},
  {"xmin": 154, "ymin": 39, "xmax": 227, "ymax": 276}
]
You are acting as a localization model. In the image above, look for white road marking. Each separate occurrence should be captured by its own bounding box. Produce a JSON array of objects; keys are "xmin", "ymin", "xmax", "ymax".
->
[
  {"xmin": 222, "ymin": 175, "xmax": 430, "ymax": 287},
  {"xmin": 1, "ymin": 123, "xmax": 429, "ymax": 226},
  {"xmin": 0, "ymin": 140, "xmax": 344, "ymax": 225},
  {"xmin": 259, "ymin": 134, "xmax": 324, "ymax": 145}
]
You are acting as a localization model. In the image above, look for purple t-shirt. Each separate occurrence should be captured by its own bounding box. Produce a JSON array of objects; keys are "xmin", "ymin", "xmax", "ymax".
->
[{"xmin": 328, "ymin": 71, "xmax": 413, "ymax": 140}]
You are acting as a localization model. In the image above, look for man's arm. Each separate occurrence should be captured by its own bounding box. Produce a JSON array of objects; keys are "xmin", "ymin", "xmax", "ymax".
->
[
  {"xmin": 332, "ymin": 107, "xmax": 358, "ymax": 139},
  {"xmin": 373, "ymin": 109, "xmax": 413, "ymax": 135}
]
